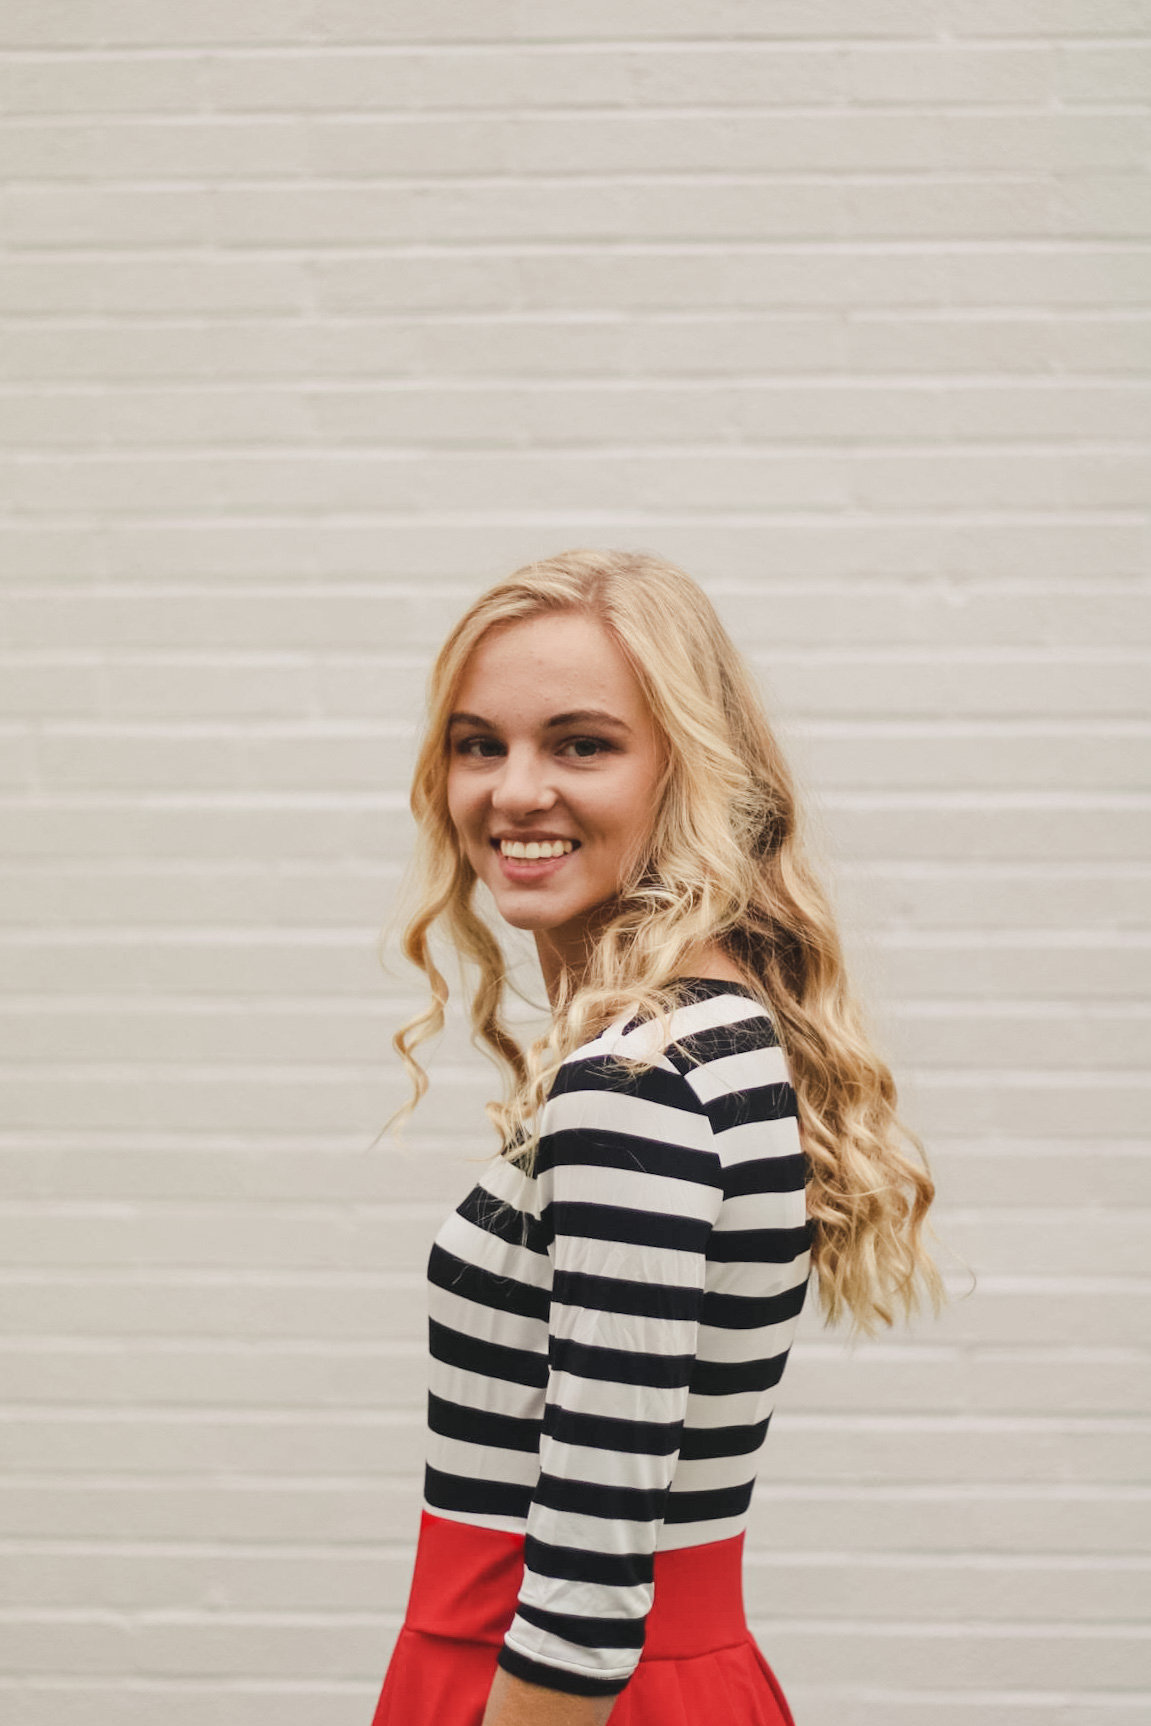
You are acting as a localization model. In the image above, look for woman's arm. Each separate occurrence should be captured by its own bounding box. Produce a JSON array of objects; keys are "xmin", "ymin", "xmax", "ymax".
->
[{"xmin": 482, "ymin": 1666, "xmax": 615, "ymax": 1726}]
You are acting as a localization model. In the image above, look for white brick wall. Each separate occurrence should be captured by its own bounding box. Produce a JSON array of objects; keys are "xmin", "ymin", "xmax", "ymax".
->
[{"xmin": 1, "ymin": 5, "xmax": 1148, "ymax": 1722}]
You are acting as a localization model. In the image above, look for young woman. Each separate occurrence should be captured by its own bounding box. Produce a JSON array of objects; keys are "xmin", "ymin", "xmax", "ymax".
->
[{"xmin": 370, "ymin": 549, "xmax": 940, "ymax": 1726}]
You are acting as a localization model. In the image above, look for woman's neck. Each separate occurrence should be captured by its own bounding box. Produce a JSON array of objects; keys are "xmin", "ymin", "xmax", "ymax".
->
[
  {"xmin": 534, "ymin": 933, "xmax": 748, "ymax": 1008},
  {"xmin": 674, "ymin": 942, "xmax": 749, "ymax": 986}
]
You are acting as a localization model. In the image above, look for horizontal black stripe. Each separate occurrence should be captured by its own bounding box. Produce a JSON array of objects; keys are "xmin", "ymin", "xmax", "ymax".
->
[
  {"xmin": 551, "ymin": 1333, "xmax": 695, "ymax": 1389},
  {"xmin": 429, "ymin": 1317, "xmax": 548, "ymax": 1389},
  {"xmin": 705, "ymin": 1082, "xmax": 798, "ymax": 1134},
  {"xmin": 497, "ymin": 1644, "xmax": 627, "ymax": 1698},
  {"xmin": 700, "ymin": 1278, "xmax": 808, "ymax": 1330},
  {"xmin": 544, "ymin": 1402, "xmax": 684, "ymax": 1457},
  {"xmin": 722, "ymin": 1151, "xmax": 807, "ymax": 1199},
  {"xmin": 539, "ymin": 1126, "xmax": 721, "ymax": 1190},
  {"xmin": 427, "ymin": 1391, "xmax": 540, "ymax": 1454},
  {"xmin": 707, "ymin": 1222, "xmax": 812, "ymax": 1264},
  {"xmin": 548, "ymin": 1200, "xmax": 711, "ymax": 1254},
  {"xmin": 553, "ymin": 1267, "xmax": 702, "ymax": 1322},
  {"xmin": 678, "ymin": 1415, "xmax": 771, "ymax": 1462},
  {"xmin": 524, "ymin": 1533, "xmax": 654, "ymax": 1590},
  {"xmin": 424, "ymin": 1463, "xmax": 531, "ymax": 1521},
  {"xmin": 690, "ymin": 1349, "xmax": 788, "ymax": 1397},
  {"xmin": 664, "ymin": 1478, "xmax": 755, "ymax": 1523},
  {"xmin": 667, "ymin": 1012, "xmax": 779, "ymax": 1070},
  {"xmin": 457, "ymin": 1183, "xmax": 549, "ymax": 1255},
  {"xmin": 547, "ymin": 1054, "xmax": 707, "ymax": 1119},
  {"xmin": 533, "ymin": 1470, "xmax": 669, "ymax": 1525},
  {"xmin": 428, "ymin": 1244, "xmax": 549, "ymax": 1323},
  {"xmin": 514, "ymin": 1599, "xmax": 646, "ymax": 1650}
]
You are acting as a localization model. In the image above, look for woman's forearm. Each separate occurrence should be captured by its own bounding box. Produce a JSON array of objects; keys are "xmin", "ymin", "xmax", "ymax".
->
[{"xmin": 481, "ymin": 1665, "xmax": 616, "ymax": 1726}]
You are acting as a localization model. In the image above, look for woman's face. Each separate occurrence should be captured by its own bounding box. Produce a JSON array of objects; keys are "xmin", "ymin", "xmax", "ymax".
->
[{"xmin": 446, "ymin": 610, "xmax": 666, "ymax": 981}]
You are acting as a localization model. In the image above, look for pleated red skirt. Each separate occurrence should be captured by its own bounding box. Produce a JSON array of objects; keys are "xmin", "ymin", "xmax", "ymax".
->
[{"xmin": 371, "ymin": 1509, "xmax": 795, "ymax": 1725}]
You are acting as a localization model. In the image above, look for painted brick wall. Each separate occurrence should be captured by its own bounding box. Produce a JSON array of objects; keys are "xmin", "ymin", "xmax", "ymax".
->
[{"xmin": 1, "ymin": 4, "xmax": 1148, "ymax": 1723}]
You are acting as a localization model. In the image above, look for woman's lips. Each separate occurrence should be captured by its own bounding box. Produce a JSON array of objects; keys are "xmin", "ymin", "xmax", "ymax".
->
[
  {"xmin": 494, "ymin": 837, "xmax": 576, "ymax": 860},
  {"xmin": 490, "ymin": 837, "xmax": 578, "ymax": 881}
]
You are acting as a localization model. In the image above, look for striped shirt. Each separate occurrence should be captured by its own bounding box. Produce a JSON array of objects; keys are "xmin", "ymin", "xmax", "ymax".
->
[{"xmin": 422, "ymin": 978, "xmax": 811, "ymax": 1698}]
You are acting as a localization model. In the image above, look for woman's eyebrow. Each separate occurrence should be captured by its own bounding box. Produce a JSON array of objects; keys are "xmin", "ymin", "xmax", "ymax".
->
[
  {"xmin": 545, "ymin": 709, "xmax": 632, "ymax": 733},
  {"xmin": 447, "ymin": 708, "xmax": 633, "ymax": 733}
]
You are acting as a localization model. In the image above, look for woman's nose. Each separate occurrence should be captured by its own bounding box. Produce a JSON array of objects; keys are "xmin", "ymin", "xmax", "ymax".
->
[{"xmin": 490, "ymin": 747, "xmax": 555, "ymax": 816}]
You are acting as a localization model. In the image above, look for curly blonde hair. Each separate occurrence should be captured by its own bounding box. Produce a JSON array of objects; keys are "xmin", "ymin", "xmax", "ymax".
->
[{"xmin": 390, "ymin": 548, "xmax": 941, "ymax": 1335}]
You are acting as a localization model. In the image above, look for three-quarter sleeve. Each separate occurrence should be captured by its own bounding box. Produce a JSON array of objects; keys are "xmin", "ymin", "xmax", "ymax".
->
[{"xmin": 496, "ymin": 1053, "xmax": 724, "ymax": 1697}]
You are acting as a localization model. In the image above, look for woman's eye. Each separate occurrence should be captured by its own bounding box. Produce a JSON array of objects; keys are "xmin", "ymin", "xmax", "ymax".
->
[
  {"xmin": 454, "ymin": 736, "xmax": 503, "ymax": 758},
  {"xmin": 560, "ymin": 737, "xmax": 611, "ymax": 759}
]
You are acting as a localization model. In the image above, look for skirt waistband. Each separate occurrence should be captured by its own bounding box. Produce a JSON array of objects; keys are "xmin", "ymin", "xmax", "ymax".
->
[{"xmin": 404, "ymin": 1510, "xmax": 750, "ymax": 1661}]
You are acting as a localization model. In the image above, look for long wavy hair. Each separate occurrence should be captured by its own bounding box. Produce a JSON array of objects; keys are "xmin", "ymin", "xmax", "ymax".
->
[{"xmin": 390, "ymin": 549, "xmax": 941, "ymax": 1335}]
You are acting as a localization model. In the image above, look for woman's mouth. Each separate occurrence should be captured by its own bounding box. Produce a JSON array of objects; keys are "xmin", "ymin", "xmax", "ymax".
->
[
  {"xmin": 491, "ymin": 837, "xmax": 579, "ymax": 878},
  {"xmin": 495, "ymin": 838, "xmax": 575, "ymax": 860}
]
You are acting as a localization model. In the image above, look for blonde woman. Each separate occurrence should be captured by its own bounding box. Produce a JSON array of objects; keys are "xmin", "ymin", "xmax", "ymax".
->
[{"xmin": 370, "ymin": 551, "xmax": 940, "ymax": 1726}]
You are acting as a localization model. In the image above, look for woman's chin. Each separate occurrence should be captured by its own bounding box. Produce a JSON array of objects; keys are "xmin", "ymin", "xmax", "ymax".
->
[
  {"xmin": 493, "ymin": 899, "xmax": 569, "ymax": 935},
  {"xmin": 488, "ymin": 889, "xmax": 589, "ymax": 947}
]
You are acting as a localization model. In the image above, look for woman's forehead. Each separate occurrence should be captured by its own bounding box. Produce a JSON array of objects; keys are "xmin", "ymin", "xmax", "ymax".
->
[{"xmin": 459, "ymin": 613, "xmax": 641, "ymax": 698}]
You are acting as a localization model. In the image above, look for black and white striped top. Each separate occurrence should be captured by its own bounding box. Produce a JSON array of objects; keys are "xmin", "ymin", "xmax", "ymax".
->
[{"xmin": 422, "ymin": 978, "xmax": 811, "ymax": 1698}]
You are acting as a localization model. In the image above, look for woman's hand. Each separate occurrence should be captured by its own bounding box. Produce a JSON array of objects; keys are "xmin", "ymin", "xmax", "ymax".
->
[{"xmin": 481, "ymin": 1665, "xmax": 616, "ymax": 1726}]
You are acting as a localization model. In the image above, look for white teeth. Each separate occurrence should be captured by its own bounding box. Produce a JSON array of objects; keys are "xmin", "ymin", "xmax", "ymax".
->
[{"xmin": 499, "ymin": 838, "xmax": 573, "ymax": 859}]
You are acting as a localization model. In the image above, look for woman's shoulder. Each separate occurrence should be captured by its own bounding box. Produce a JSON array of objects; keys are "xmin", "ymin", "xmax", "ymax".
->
[
  {"xmin": 553, "ymin": 976, "xmax": 782, "ymax": 1098},
  {"xmin": 658, "ymin": 977, "xmax": 787, "ymax": 1084},
  {"xmin": 536, "ymin": 978, "xmax": 796, "ymax": 1190}
]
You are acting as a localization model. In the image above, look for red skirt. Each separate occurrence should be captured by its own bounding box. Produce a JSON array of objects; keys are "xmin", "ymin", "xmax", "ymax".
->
[{"xmin": 371, "ymin": 1509, "xmax": 795, "ymax": 1725}]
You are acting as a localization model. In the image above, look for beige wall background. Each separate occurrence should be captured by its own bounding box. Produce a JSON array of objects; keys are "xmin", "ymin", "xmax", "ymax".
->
[{"xmin": 2, "ymin": 3, "xmax": 1149, "ymax": 1723}]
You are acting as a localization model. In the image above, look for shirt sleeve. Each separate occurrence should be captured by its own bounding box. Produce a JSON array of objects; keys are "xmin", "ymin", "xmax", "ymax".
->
[{"xmin": 496, "ymin": 1051, "xmax": 724, "ymax": 1697}]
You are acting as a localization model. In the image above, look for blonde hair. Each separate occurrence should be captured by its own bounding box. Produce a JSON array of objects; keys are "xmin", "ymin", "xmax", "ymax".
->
[{"xmin": 392, "ymin": 549, "xmax": 941, "ymax": 1335}]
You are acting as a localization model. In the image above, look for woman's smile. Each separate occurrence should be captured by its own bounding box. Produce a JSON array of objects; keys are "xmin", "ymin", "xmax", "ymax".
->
[
  {"xmin": 492, "ymin": 833, "xmax": 580, "ymax": 881},
  {"xmin": 493, "ymin": 834, "xmax": 577, "ymax": 860}
]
